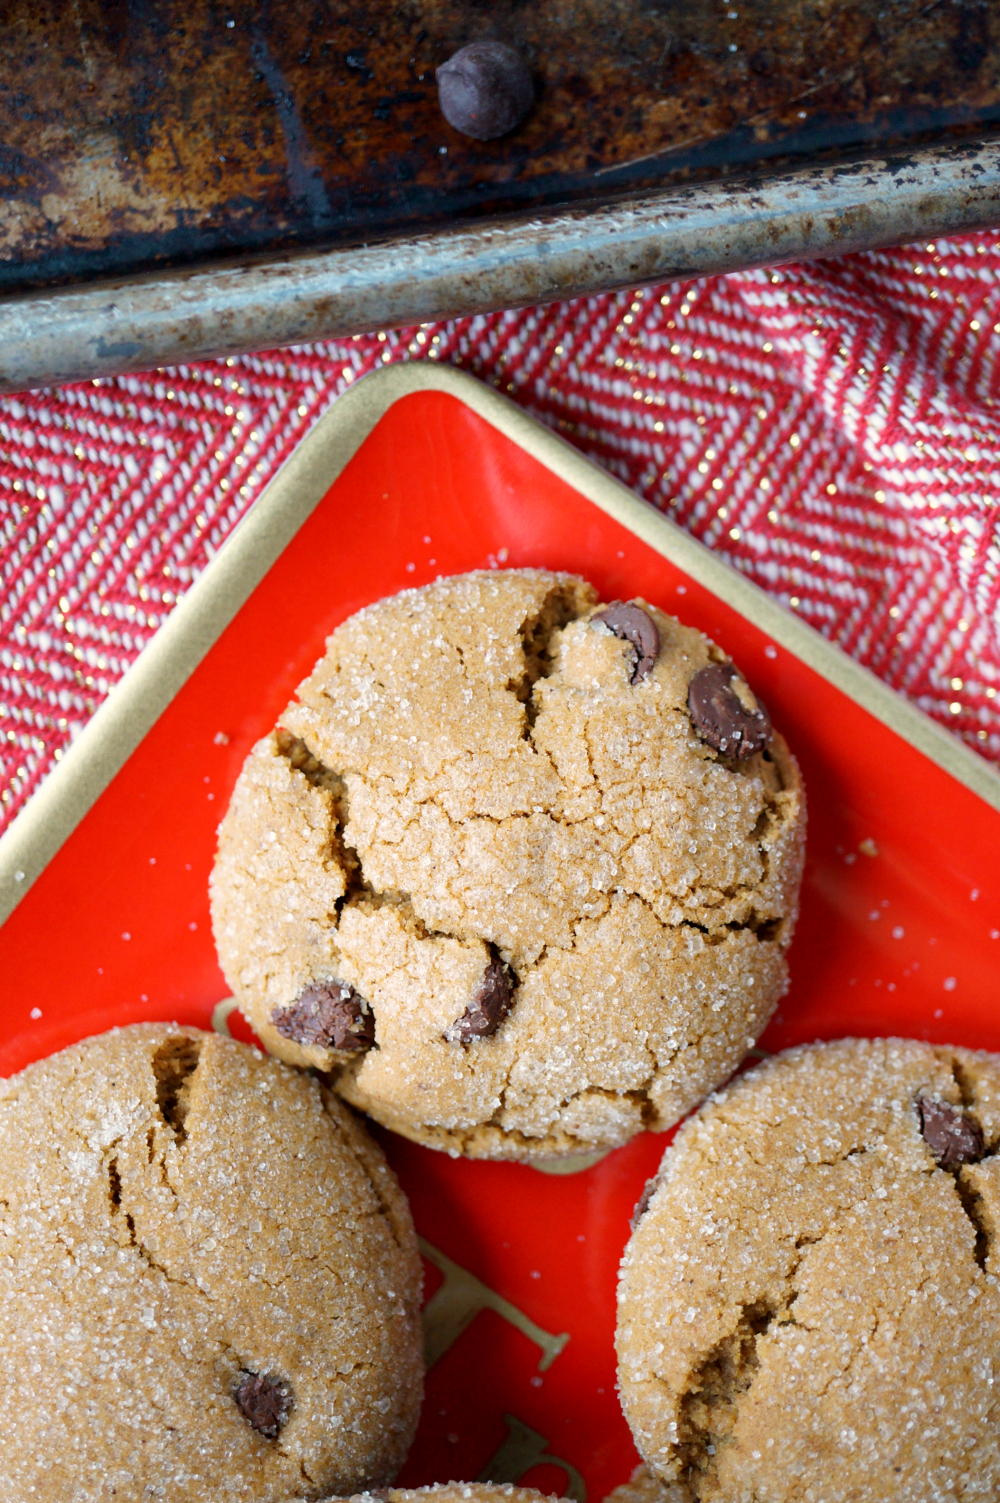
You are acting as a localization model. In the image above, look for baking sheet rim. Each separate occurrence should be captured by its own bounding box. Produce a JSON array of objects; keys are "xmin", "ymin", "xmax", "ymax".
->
[{"xmin": 1, "ymin": 360, "xmax": 997, "ymax": 929}]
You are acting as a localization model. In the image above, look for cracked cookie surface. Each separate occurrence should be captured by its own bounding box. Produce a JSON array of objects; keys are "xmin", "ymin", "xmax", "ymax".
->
[
  {"xmin": 326, "ymin": 1486, "xmax": 571, "ymax": 1503},
  {"xmin": 617, "ymin": 1037, "xmax": 1000, "ymax": 1503},
  {"xmin": 0, "ymin": 1025, "xmax": 423, "ymax": 1503},
  {"xmin": 211, "ymin": 568, "xmax": 804, "ymax": 1160}
]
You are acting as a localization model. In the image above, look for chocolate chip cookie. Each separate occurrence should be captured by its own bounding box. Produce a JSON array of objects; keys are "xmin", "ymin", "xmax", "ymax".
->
[
  {"xmin": 0, "ymin": 1025, "xmax": 423, "ymax": 1503},
  {"xmin": 617, "ymin": 1037, "xmax": 1000, "ymax": 1502},
  {"xmin": 604, "ymin": 1463, "xmax": 684, "ymax": 1503},
  {"xmin": 211, "ymin": 569, "xmax": 805, "ymax": 1160},
  {"xmin": 329, "ymin": 1487, "xmax": 570, "ymax": 1503}
]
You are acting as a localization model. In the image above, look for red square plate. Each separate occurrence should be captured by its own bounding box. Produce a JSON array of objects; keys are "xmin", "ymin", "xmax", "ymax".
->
[{"xmin": 1, "ymin": 366, "xmax": 999, "ymax": 1503}]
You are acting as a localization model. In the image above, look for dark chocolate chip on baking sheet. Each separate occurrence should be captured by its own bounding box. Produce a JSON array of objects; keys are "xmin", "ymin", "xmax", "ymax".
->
[
  {"xmin": 594, "ymin": 601, "xmax": 660, "ymax": 684},
  {"xmin": 233, "ymin": 1371, "xmax": 292, "ymax": 1438},
  {"xmin": 271, "ymin": 981, "xmax": 375, "ymax": 1052},
  {"xmin": 917, "ymin": 1096, "xmax": 985, "ymax": 1168},
  {"xmin": 688, "ymin": 661, "xmax": 772, "ymax": 759},
  {"xmin": 436, "ymin": 42, "xmax": 534, "ymax": 140},
  {"xmin": 445, "ymin": 954, "xmax": 516, "ymax": 1043}
]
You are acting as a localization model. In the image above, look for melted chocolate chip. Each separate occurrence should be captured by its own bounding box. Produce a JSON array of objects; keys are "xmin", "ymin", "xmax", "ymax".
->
[
  {"xmin": 917, "ymin": 1096, "xmax": 984, "ymax": 1169},
  {"xmin": 233, "ymin": 1371, "xmax": 292, "ymax": 1438},
  {"xmin": 435, "ymin": 42, "xmax": 533, "ymax": 141},
  {"xmin": 594, "ymin": 601, "xmax": 660, "ymax": 684},
  {"xmin": 687, "ymin": 662, "xmax": 772, "ymax": 760},
  {"xmin": 271, "ymin": 982, "xmax": 374, "ymax": 1053},
  {"xmin": 445, "ymin": 954, "xmax": 516, "ymax": 1043}
]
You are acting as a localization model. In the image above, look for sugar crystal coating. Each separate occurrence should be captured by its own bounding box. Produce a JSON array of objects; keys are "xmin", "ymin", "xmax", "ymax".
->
[
  {"xmin": 325, "ymin": 1487, "xmax": 573, "ymax": 1503},
  {"xmin": 211, "ymin": 569, "xmax": 805, "ymax": 1161},
  {"xmin": 617, "ymin": 1037, "xmax": 1000, "ymax": 1502},
  {"xmin": 0, "ymin": 1025, "xmax": 423, "ymax": 1502}
]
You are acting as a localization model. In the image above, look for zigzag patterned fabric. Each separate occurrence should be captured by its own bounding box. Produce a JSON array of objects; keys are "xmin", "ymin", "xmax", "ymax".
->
[{"xmin": 1, "ymin": 231, "xmax": 998, "ymax": 832}]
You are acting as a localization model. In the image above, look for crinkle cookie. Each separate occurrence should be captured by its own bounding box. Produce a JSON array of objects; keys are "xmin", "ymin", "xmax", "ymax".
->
[
  {"xmin": 211, "ymin": 569, "xmax": 805, "ymax": 1160},
  {"xmin": 0, "ymin": 1025, "xmax": 423, "ymax": 1503},
  {"xmin": 604, "ymin": 1463, "xmax": 684, "ymax": 1503},
  {"xmin": 617, "ymin": 1037, "xmax": 1000, "ymax": 1503},
  {"xmin": 326, "ymin": 1487, "xmax": 571, "ymax": 1503}
]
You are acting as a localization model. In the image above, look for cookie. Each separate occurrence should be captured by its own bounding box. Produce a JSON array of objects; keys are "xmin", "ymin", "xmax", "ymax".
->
[
  {"xmin": 604, "ymin": 1463, "xmax": 685, "ymax": 1503},
  {"xmin": 0, "ymin": 1025, "xmax": 423, "ymax": 1503},
  {"xmin": 617, "ymin": 1037, "xmax": 1000, "ymax": 1502},
  {"xmin": 329, "ymin": 1487, "xmax": 570, "ymax": 1503},
  {"xmin": 211, "ymin": 569, "xmax": 805, "ymax": 1160}
]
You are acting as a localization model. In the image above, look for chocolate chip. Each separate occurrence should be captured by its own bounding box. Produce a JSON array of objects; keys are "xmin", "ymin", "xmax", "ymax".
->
[
  {"xmin": 435, "ymin": 42, "xmax": 533, "ymax": 141},
  {"xmin": 917, "ymin": 1096, "xmax": 984, "ymax": 1168},
  {"xmin": 233, "ymin": 1371, "xmax": 292, "ymax": 1438},
  {"xmin": 271, "ymin": 982, "xmax": 374, "ymax": 1053},
  {"xmin": 594, "ymin": 601, "xmax": 660, "ymax": 684},
  {"xmin": 445, "ymin": 953, "xmax": 516, "ymax": 1043},
  {"xmin": 687, "ymin": 662, "xmax": 772, "ymax": 760}
]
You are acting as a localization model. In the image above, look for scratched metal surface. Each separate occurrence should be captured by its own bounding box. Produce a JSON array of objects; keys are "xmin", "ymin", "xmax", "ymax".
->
[{"xmin": 3, "ymin": 0, "xmax": 1000, "ymax": 295}]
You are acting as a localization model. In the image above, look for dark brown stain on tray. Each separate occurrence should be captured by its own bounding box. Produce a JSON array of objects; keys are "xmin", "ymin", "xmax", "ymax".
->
[{"xmin": 2, "ymin": 0, "xmax": 1000, "ymax": 293}]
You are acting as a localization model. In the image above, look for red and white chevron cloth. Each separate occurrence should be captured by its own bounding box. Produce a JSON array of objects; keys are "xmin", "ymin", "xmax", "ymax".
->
[{"xmin": 1, "ymin": 231, "xmax": 999, "ymax": 832}]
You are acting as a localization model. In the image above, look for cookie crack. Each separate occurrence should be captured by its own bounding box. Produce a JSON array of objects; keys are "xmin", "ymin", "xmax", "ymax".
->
[
  {"xmin": 667, "ymin": 1165, "xmax": 888, "ymax": 1492},
  {"xmin": 676, "ymin": 1297, "xmax": 779, "ymax": 1493},
  {"xmin": 919, "ymin": 1065, "xmax": 995, "ymax": 1272},
  {"xmin": 275, "ymin": 728, "xmax": 370, "ymax": 910},
  {"xmin": 954, "ymin": 1172, "xmax": 991, "ymax": 1273},
  {"xmin": 508, "ymin": 585, "xmax": 588, "ymax": 737},
  {"xmin": 277, "ymin": 732, "xmax": 467, "ymax": 949},
  {"xmin": 342, "ymin": 774, "xmax": 787, "ymax": 945},
  {"xmin": 946, "ymin": 1053, "xmax": 980, "ymax": 1116},
  {"xmin": 151, "ymin": 1035, "xmax": 202, "ymax": 1144},
  {"xmin": 105, "ymin": 1150, "xmax": 210, "ymax": 1296},
  {"xmin": 629, "ymin": 894, "xmax": 783, "ymax": 948}
]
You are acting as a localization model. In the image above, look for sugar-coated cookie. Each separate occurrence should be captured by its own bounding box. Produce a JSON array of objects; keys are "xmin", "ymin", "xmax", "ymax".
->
[
  {"xmin": 603, "ymin": 1463, "xmax": 685, "ymax": 1503},
  {"xmin": 212, "ymin": 569, "xmax": 804, "ymax": 1160},
  {"xmin": 617, "ymin": 1037, "xmax": 1000, "ymax": 1502},
  {"xmin": 328, "ymin": 1486, "xmax": 572, "ymax": 1503},
  {"xmin": 0, "ymin": 1025, "xmax": 423, "ymax": 1502}
]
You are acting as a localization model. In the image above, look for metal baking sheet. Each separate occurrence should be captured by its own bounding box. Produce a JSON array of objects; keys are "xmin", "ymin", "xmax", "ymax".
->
[
  {"xmin": 6, "ymin": 0, "xmax": 1000, "ymax": 290},
  {"xmin": 4, "ymin": 2, "xmax": 1000, "ymax": 391}
]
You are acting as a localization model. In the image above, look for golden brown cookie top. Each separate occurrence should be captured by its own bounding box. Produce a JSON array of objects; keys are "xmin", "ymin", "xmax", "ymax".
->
[
  {"xmin": 330, "ymin": 1486, "xmax": 572, "ymax": 1503},
  {"xmin": 0, "ymin": 1025, "xmax": 423, "ymax": 1503},
  {"xmin": 617, "ymin": 1037, "xmax": 1000, "ymax": 1502},
  {"xmin": 212, "ymin": 569, "xmax": 804, "ymax": 1160}
]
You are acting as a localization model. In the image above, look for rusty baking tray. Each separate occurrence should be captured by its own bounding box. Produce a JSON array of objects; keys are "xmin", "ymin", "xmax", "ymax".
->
[{"xmin": 4, "ymin": 1, "xmax": 1000, "ymax": 393}]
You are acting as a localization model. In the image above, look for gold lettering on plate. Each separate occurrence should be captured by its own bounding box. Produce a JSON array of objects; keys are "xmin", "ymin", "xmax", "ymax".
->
[
  {"xmin": 532, "ymin": 1149, "xmax": 611, "ymax": 1176},
  {"xmin": 479, "ymin": 1412, "xmax": 587, "ymax": 1503},
  {"xmin": 420, "ymin": 1237, "xmax": 570, "ymax": 1372},
  {"xmin": 211, "ymin": 997, "xmax": 239, "ymax": 1037}
]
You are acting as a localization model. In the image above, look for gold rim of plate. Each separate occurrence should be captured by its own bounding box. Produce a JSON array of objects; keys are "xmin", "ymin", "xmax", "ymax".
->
[{"xmin": 2, "ymin": 362, "xmax": 998, "ymax": 928}]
